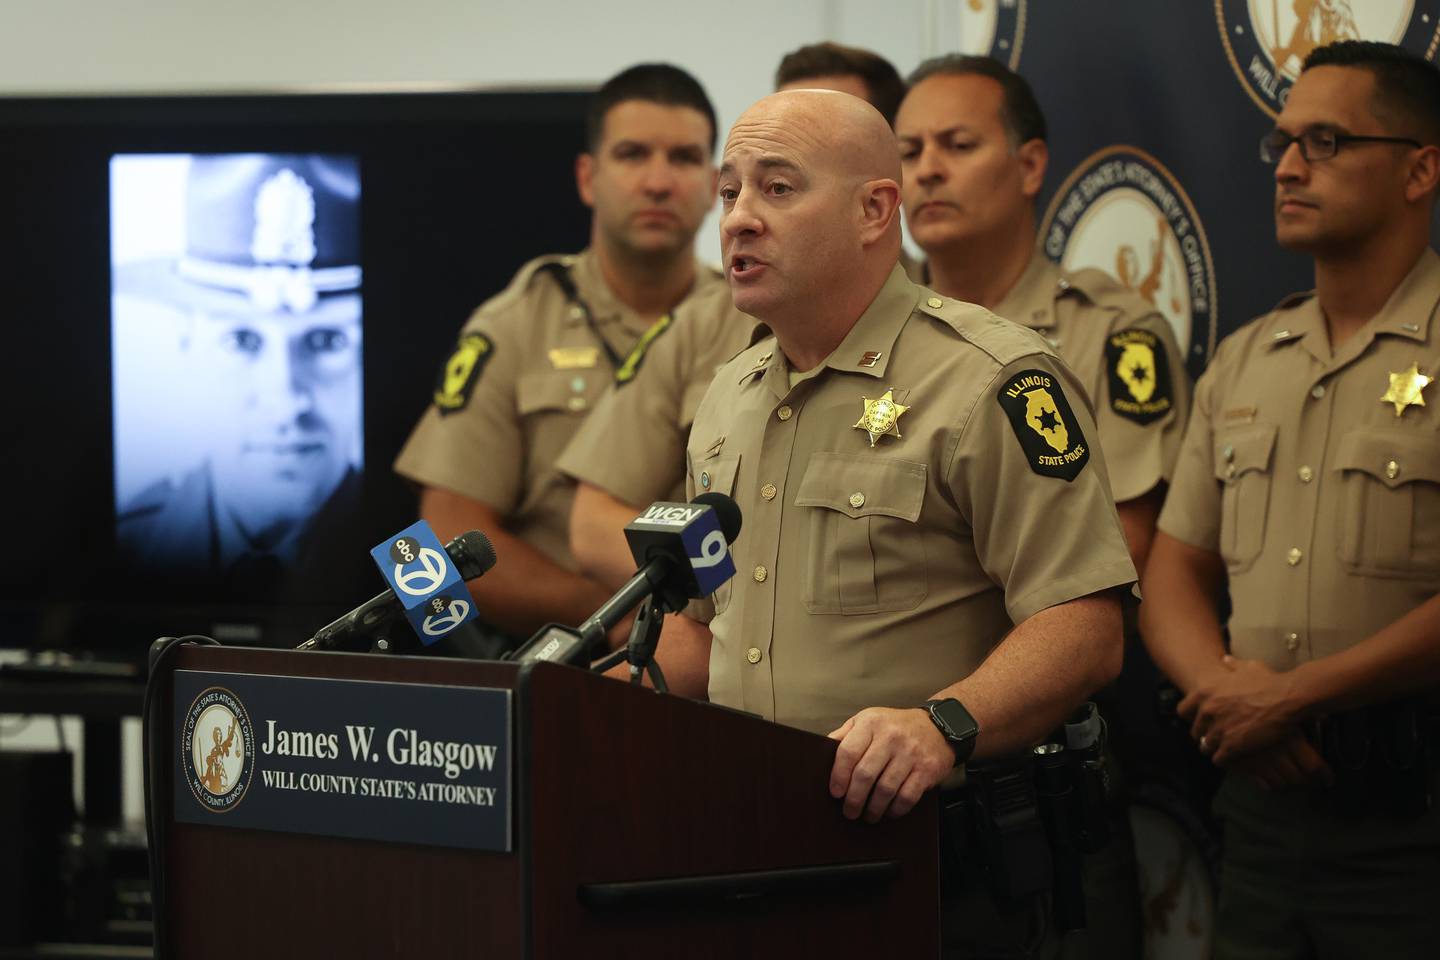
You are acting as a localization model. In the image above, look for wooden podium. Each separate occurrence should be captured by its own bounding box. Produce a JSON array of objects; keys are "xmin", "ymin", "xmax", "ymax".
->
[{"xmin": 152, "ymin": 646, "xmax": 939, "ymax": 958}]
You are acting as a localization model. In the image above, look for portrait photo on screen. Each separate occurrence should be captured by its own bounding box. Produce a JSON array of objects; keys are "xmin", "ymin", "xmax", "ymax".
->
[{"xmin": 110, "ymin": 153, "xmax": 364, "ymax": 594}]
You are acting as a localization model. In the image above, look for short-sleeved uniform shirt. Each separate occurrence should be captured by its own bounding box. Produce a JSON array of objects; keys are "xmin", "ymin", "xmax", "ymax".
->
[
  {"xmin": 1159, "ymin": 248, "xmax": 1440, "ymax": 668},
  {"xmin": 686, "ymin": 264, "xmax": 1138, "ymax": 735},
  {"xmin": 555, "ymin": 286, "xmax": 759, "ymax": 506},
  {"xmin": 984, "ymin": 252, "xmax": 1191, "ymax": 503},
  {"xmin": 394, "ymin": 248, "xmax": 726, "ymax": 569}
]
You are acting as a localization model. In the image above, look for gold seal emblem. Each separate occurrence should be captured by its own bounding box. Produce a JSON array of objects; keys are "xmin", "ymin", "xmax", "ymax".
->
[
  {"xmin": 853, "ymin": 389, "xmax": 909, "ymax": 447},
  {"xmin": 1381, "ymin": 362, "xmax": 1433, "ymax": 416}
]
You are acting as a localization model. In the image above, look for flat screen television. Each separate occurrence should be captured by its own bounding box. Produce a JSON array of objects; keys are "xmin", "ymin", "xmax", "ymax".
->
[{"xmin": 0, "ymin": 89, "xmax": 591, "ymax": 658}]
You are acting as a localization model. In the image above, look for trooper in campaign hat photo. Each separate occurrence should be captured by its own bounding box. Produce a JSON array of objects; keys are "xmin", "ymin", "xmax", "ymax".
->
[{"xmin": 112, "ymin": 152, "xmax": 363, "ymax": 593}]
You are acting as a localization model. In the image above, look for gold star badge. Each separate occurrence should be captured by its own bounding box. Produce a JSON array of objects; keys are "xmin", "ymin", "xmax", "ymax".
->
[
  {"xmin": 853, "ymin": 388, "xmax": 909, "ymax": 447},
  {"xmin": 1380, "ymin": 362, "xmax": 1433, "ymax": 417}
]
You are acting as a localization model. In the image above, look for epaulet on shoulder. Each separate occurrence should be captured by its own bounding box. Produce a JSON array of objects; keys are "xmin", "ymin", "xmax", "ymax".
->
[
  {"xmin": 916, "ymin": 292, "xmax": 1054, "ymax": 366},
  {"xmin": 478, "ymin": 253, "xmax": 576, "ymax": 314},
  {"xmin": 1059, "ymin": 266, "xmax": 1154, "ymax": 316}
]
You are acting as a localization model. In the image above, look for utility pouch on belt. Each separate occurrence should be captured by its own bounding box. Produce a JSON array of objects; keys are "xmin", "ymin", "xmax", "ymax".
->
[{"xmin": 954, "ymin": 755, "xmax": 1052, "ymax": 901}]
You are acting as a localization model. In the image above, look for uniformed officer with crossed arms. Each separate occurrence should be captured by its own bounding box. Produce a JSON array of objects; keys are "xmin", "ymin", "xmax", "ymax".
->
[
  {"xmin": 1141, "ymin": 40, "xmax": 1440, "ymax": 958},
  {"xmin": 647, "ymin": 88, "xmax": 1136, "ymax": 956},
  {"xmin": 394, "ymin": 64, "xmax": 731, "ymax": 646}
]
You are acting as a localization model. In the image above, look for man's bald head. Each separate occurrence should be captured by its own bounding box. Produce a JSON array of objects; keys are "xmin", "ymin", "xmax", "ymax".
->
[
  {"xmin": 728, "ymin": 89, "xmax": 901, "ymax": 184},
  {"xmin": 718, "ymin": 90, "xmax": 903, "ymax": 335}
]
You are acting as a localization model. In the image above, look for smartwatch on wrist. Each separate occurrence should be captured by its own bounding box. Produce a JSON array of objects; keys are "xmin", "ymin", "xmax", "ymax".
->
[{"xmin": 922, "ymin": 698, "xmax": 980, "ymax": 765}]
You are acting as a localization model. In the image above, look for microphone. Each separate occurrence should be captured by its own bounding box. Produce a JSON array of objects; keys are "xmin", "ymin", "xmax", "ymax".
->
[
  {"xmin": 297, "ymin": 530, "xmax": 496, "ymax": 652},
  {"xmin": 509, "ymin": 492, "xmax": 741, "ymax": 665}
]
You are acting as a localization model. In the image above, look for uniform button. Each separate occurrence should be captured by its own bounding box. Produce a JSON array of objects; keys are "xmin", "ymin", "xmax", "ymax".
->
[
  {"xmin": 568, "ymin": 305, "xmax": 585, "ymax": 321},
  {"xmin": 1222, "ymin": 444, "xmax": 1234, "ymax": 462},
  {"xmin": 1386, "ymin": 460, "xmax": 1400, "ymax": 480},
  {"xmin": 1057, "ymin": 277, "xmax": 1071, "ymax": 291},
  {"xmin": 1225, "ymin": 464, "xmax": 1236, "ymax": 480},
  {"xmin": 746, "ymin": 647, "xmax": 763, "ymax": 665},
  {"xmin": 570, "ymin": 376, "xmax": 586, "ymax": 393},
  {"xmin": 1298, "ymin": 465, "xmax": 1314, "ymax": 483},
  {"xmin": 566, "ymin": 396, "xmax": 587, "ymax": 412},
  {"xmin": 849, "ymin": 492, "xmax": 866, "ymax": 508},
  {"xmin": 1286, "ymin": 547, "xmax": 1303, "ymax": 566},
  {"xmin": 1285, "ymin": 632, "xmax": 1300, "ymax": 651},
  {"xmin": 1311, "ymin": 384, "xmax": 1326, "ymax": 400},
  {"xmin": 926, "ymin": 296, "xmax": 943, "ymax": 308},
  {"xmin": 760, "ymin": 483, "xmax": 777, "ymax": 501},
  {"xmin": 777, "ymin": 405, "xmax": 793, "ymax": 421},
  {"xmin": 699, "ymin": 470, "xmax": 711, "ymax": 490},
  {"xmin": 753, "ymin": 565, "xmax": 768, "ymax": 583}
]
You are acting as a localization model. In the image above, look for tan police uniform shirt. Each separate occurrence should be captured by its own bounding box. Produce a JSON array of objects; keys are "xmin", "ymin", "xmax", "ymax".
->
[
  {"xmin": 394, "ymin": 249, "xmax": 726, "ymax": 569},
  {"xmin": 1159, "ymin": 248, "xmax": 1440, "ymax": 670},
  {"xmin": 685, "ymin": 264, "xmax": 1138, "ymax": 735},
  {"xmin": 993, "ymin": 252, "xmax": 1192, "ymax": 503},
  {"xmin": 555, "ymin": 284, "xmax": 758, "ymax": 507}
]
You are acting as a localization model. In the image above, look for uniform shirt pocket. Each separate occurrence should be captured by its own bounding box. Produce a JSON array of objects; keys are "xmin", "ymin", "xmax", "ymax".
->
[
  {"xmin": 1213, "ymin": 424, "xmax": 1277, "ymax": 573},
  {"xmin": 516, "ymin": 370, "xmax": 602, "ymax": 416},
  {"xmin": 1333, "ymin": 431, "xmax": 1440, "ymax": 578},
  {"xmin": 793, "ymin": 452, "xmax": 928, "ymax": 615}
]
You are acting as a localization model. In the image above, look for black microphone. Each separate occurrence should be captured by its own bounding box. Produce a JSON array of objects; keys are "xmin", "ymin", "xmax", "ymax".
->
[
  {"xmin": 297, "ymin": 530, "xmax": 497, "ymax": 652},
  {"xmin": 509, "ymin": 492, "xmax": 742, "ymax": 666}
]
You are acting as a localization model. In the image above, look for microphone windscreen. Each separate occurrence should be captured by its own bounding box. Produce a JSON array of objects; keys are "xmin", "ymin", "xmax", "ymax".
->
[
  {"xmin": 692, "ymin": 492, "xmax": 742, "ymax": 544},
  {"xmin": 447, "ymin": 530, "xmax": 497, "ymax": 580}
]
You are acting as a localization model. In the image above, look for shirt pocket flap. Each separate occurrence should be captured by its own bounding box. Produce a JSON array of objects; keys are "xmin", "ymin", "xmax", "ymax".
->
[
  {"xmin": 793, "ymin": 451, "xmax": 927, "ymax": 521},
  {"xmin": 1213, "ymin": 424, "xmax": 1277, "ymax": 482},
  {"xmin": 517, "ymin": 371, "xmax": 592, "ymax": 415},
  {"xmin": 695, "ymin": 454, "xmax": 740, "ymax": 497},
  {"xmin": 1333, "ymin": 431, "xmax": 1440, "ymax": 489}
]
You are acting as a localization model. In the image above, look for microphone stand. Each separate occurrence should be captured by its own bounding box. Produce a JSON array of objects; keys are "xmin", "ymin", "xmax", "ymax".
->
[{"xmin": 591, "ymin": 593, "xmax": 668, "ymax": 693}]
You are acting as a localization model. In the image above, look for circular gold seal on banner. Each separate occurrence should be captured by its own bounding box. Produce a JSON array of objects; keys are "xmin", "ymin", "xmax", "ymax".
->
[
  {"xmin": 957, "ymin": 0, "xmax": 1027, "ymax": 68},
  {"xmin": 1040, "ymin": 145, "xmax": 1218, "ymax": 367},
  {"xmin": 1216, "ymin": 1, "xmax": 1440, "ymax": 117},
  {"xmin": 182, "ymin": 686, "xmax": 256, "ymax": 813}
]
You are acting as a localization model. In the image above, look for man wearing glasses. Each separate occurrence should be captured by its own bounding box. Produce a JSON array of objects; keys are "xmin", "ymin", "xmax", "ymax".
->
[{"xmin": 1141, "ymin": 41, "xmax": 1440, "ymax": 957}]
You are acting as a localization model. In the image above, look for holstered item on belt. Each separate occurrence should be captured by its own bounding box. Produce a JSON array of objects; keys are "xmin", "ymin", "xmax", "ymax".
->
[
  {"xmin": 945, "ymin": 755, "xmax": 1053, "ymax": 901},
  {"xmin": 1062, "ymin": 702, "xmax": 1112, "ymax": 853},
  {"xmin": 1314, "ymin": 698, "xmax": 1436, "ymax": 819}
]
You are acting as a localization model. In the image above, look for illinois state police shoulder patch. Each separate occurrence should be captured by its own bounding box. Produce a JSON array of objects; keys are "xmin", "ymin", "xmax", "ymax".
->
[
  {"xmin": 433, "ymin": 332, "xmax": 494, "ymax": 415},
  {"xmin": 996, "ymin": 368, "xmax": 1090, "ymax": 482},
  {"xmin": 1105, "ymin": 327, "xmax": 1172, "ymax": 425}
]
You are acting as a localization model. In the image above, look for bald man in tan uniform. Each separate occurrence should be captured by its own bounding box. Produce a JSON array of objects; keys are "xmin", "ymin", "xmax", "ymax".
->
[
  {"xmin": 559, "ymin": 43, "xmax": 913, "ymax": 592},
  {"xmin": 394, "ymin": 64, "xmax": 728, "ymax": 646},
  {"xmin": 1141, "ymin": 42, "xmax": 1440, "ymax": 958},
  {"xmin": 648, "ymin": 89, "xmax": 1134, "ymax": 957}
]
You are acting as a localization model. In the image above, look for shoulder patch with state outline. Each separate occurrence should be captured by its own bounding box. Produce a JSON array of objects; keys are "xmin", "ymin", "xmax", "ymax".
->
[
  {"xmin": 433, "ymin": 332, "xmax": 494, "ymax": 415},
  {"xmin": 1105, "ymin": 326, "xmax": 1173, "ymax": 425},
  {"xmin": 996, "ymin": 368, "xmax": 1090, "ymax": 481}
]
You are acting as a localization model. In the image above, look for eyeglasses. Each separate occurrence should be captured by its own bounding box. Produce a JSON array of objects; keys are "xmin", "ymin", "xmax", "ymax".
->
[{"xmin": 1260, "ymin": 127, "xmax": 1422, "ymax": 163}]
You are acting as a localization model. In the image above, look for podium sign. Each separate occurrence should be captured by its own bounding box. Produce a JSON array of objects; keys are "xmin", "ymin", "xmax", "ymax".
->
[{"xmin": 172, "ymin": 669, "xmax": 511, "ymax": 851}]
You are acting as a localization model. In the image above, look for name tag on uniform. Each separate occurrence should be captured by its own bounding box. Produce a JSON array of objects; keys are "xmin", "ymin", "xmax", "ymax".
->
[{"xmin": 548, "ymin": 347, "xmax": 599, "ymax": 370}]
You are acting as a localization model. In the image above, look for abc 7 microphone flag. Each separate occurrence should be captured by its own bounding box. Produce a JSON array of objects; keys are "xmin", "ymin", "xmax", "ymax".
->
[{"xmin": 369, "ymin": 520, "xmax": 480, "ymax": 644}]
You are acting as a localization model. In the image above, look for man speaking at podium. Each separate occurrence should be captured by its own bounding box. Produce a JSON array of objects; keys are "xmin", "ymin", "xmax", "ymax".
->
[{"xmin": 653, "ymin": 90, "xmax": 1136, "ymax": 956}]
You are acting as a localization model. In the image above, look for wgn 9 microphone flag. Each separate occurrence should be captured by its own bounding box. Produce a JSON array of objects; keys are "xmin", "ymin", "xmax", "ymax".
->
[
  {"xmin": 624, "ymin": 498, "xmax": 737, "ymax": 600},
  {"xmin": 369, "ymin": 520, "xmax": 480, "ymax": 644}
]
